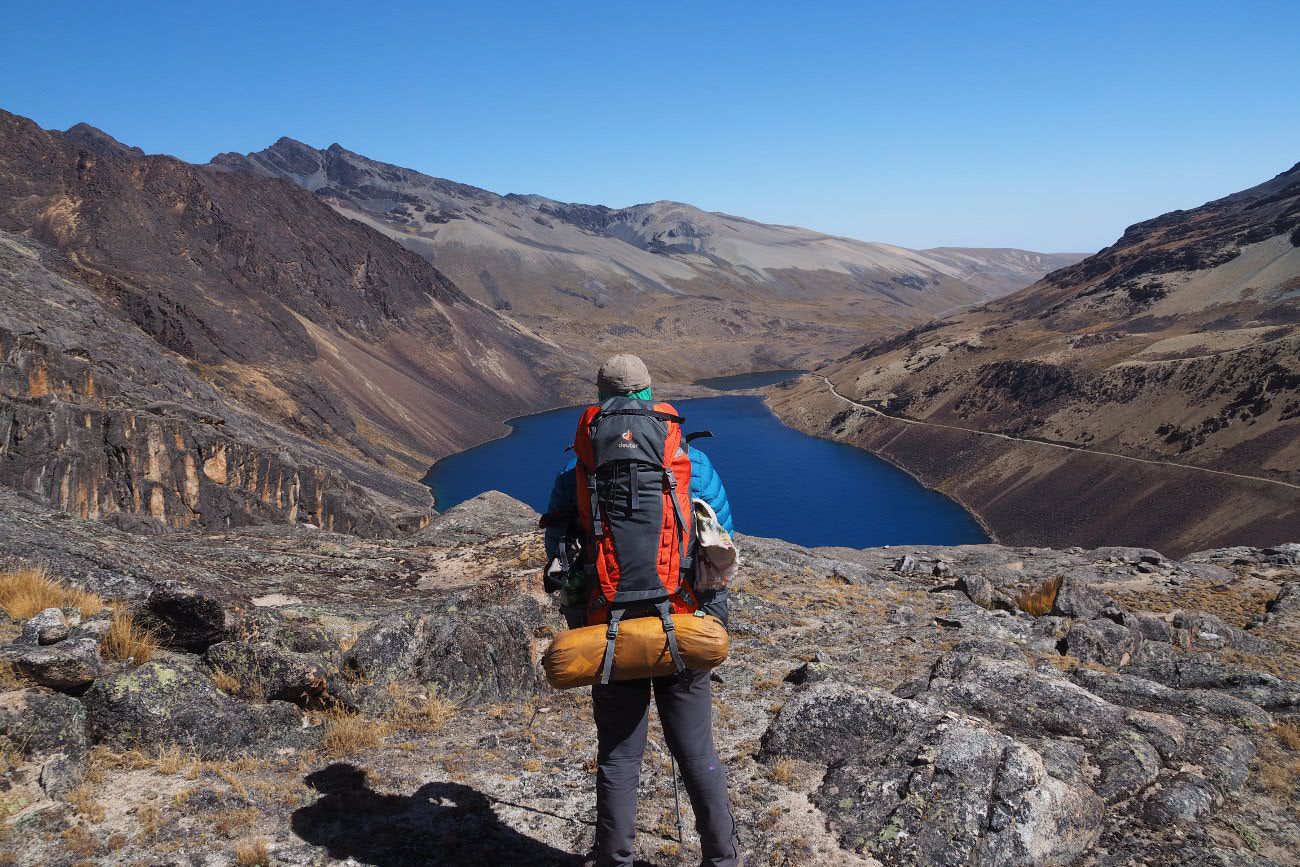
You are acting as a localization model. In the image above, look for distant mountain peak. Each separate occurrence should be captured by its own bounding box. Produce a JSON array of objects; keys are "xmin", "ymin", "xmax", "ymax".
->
[{"xmin": 63, "ymin": 122, "xmax": 145, "ymax": 159}]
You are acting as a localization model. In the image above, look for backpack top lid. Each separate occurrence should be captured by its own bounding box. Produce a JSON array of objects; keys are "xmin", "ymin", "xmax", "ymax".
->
[{"xmin": 580, "ymin": 397, "xmax": 685, "ymax": 471}]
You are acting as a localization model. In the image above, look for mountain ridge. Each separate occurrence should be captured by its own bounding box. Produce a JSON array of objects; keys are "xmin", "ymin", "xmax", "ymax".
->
[
  {"xmin": 215, "ymin": 136, "xmax": 1086, "ymax": 378},
  {"xmin": 771, "ymin": 160, "xmax": 1300, "ymax": 554},
  {"xmin": 0, "ymin": 109, "xmax": 571, "ymax": 533}
]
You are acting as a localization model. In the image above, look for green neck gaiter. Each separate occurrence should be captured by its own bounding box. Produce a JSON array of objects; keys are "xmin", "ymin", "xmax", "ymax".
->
[{"xmin": 598, "ymin": 386, "xmax": 653, "ymax": 402}]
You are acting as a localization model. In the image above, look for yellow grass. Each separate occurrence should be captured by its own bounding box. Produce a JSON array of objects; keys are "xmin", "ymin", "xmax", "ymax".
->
[
  {"xmin": 213, "ymin": 807, "xmax": 259, "ymax": 837},
  {"xmin": 383, "ymin": 685, "xmax": 456, "ymax": 733},
  {"xmin": 0, "ymin": 566, "xmax": 103, "ymax": 620},
  {"xmin": 67, "ymin": 783, "xmax": 105, "ymax": 822},
  {"xmin": 1014, "ymin": 575, "xmax": 1064, "ymax": 616},
  {"xmin": 234, "ymin": 838, "xmax": 272, "ymax": 867},
  {"xmin": 210, "ymin": 668, "xmax": 242, "ymax": 694},
  {"xmin": 100, "ymin": 604, "xmax": 158, "ymax": 664},
  {"xmin": 321, "ymin": 708, "xmax": 389, "ymax": 758},
  {"xmin": 768, "ymin": 758, "xmax": 796, "ymax": 785},
  {"xmin": 1277, "ymin": 721, "xmax": 1300, "ymax": 751}
]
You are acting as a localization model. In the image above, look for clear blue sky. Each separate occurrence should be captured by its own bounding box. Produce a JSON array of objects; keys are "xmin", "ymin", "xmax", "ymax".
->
[{"xmin": 3, "ymin": 1, "xmax": 1297, "ymax": 252}]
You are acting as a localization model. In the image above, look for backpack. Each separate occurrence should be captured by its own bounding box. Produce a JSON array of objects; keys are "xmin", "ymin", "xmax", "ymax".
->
[{"xmin": 573, "ymin": 396, "xmax": 700, "ymax": 683}]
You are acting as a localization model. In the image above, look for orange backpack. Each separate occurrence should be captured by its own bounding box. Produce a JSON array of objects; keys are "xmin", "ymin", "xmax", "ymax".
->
[{"xmin": 573, "ymin": 396, "xmax": 699, "ymax": 683}]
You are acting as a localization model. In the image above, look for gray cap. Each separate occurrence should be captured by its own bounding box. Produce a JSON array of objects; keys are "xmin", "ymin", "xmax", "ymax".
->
[{"xmin": 597, "ymin": 354, "xmax": 652, "ymax": 393}]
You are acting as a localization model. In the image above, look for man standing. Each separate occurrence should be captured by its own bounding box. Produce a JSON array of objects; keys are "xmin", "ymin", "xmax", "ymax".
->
[{"xmin": 542, "ymin": 354, "xmax": 740, "ymax": 867}]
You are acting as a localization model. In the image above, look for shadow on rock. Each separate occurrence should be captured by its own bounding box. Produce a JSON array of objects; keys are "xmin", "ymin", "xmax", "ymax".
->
[{"xmin": 291, "ymin": 763, "xmax": 582, "ymax": 866}]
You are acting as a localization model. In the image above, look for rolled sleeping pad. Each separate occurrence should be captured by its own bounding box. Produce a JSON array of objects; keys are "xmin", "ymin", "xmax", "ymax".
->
[{"xmin": 543, "ymin": 612, "xmax": 729, "ymax": 690}]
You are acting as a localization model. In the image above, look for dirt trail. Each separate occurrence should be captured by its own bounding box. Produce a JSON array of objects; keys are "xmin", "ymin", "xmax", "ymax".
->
[{"xmin": 814, "ymin": 374, "xmax": 1300, "ymax": 493}]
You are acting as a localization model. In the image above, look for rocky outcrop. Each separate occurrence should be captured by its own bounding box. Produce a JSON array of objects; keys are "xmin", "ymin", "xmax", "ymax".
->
[
  {"xmin": 341, "ymin": 590, "xmax": 544, "ymax": 705},
  {"xmin": 0, "ymin": 492, "xmax": 1295, "ymax": 866},
  {"xmin": 82, "ymin": 660, "xmax": 302, "ymax": 757}
]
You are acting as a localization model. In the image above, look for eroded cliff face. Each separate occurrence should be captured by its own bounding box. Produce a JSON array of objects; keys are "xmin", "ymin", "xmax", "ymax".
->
[
  {"xmin": 0, "ymin": 230, "xmax": 437, "ymax": 536},
  {"xmin": 1, "ymin": 325, "xmax": 400, "ymax": 534}
]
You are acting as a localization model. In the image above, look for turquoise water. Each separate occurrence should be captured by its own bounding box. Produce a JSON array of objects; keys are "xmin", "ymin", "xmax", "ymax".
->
[{"xmin": 424, "ymin": 395, "xmax": 988, "ymax": 549}]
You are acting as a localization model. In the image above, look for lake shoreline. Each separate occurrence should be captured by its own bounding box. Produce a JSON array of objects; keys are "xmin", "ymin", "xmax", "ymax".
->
[{"xmin": 426, "ymin": 390, "xmax": 989, "ymax": 548}]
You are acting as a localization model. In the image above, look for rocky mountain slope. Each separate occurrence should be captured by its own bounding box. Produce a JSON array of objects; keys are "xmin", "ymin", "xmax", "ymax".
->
[
  {"xmin": 0, "ymin": 490, "xmax": 1296, "ymax": 866},
  {"xmin": 0, "ymin": 109, "xmax": 573, "ymax": 534},
  {"xmin": 213, "ymin": 138, "xmax": 1083, "ymax": 378},
  {"xmin": 772, "ymin": 162, "xmax": 1300, "ymax": 555}
]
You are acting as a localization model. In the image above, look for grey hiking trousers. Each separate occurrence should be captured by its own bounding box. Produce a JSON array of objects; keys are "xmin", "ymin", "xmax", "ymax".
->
[{"xmin": 592, "ymin": 668, "xmax": 739, "ymax": 867}]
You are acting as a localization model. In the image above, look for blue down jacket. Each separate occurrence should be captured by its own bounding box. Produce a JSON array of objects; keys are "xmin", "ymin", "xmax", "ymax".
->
[
  {"xmin": 545, "ymin": 447, "xmax": 734, "ymax": 538},
  {"xmin": 543, "ymin": 446, "xmax": 735, "ymax": 625}
]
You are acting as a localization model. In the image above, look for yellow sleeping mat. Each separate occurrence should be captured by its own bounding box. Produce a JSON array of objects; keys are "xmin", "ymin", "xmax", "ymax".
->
[{"xmin": 543, "ymin": 612, "xmax": 729, "ymax": 689}]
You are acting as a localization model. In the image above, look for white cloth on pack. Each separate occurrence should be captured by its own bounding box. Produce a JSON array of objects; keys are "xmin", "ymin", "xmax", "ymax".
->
[{"xmin": 692, "ymin": 498, "xmax": 739, "ymax": 591}]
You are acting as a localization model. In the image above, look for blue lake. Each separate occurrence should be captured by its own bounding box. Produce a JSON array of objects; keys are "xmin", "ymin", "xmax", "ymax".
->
[{"xmin": 425, "ymin": 394, "xmax": 989, "ymax": 549}]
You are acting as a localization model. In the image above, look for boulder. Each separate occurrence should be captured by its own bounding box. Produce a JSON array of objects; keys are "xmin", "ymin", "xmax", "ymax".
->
[
  {"xmin": 342, "ymin": 611, "xmax": 434, "ymax": 685},
  {"xmin": 19, "ymin": 608, "xmax": 71, "ymax": 646},
  {"xmin": 1, "ymin": 638, "xmax": 102, "ymax": 690},
  {"xmin": 1063, "ymin": 619, "xmax": 1142, "ymax": 667},
  {"xmin": 1051, "ymin": 577, "xmax": 1120, "ymax": 621},
  {"xmin": 760, "ymin": 683, "xmax": 938, "ymax": 763},
  {"xmin": 762, "ymin": 682, "xmax": 1103, "ymax": 865},
  {"xmin": 343, "ymin": 595, "xmax": 543, "ymax": 705},
  {"xmin": 1172, "ymin": 611, "xmax": 1274, "ymax": 653},
  {"xmin": 204, "ymin": 640, "xmax": 329, "ymax": 706},
  {"xmin": 0, "ymin": 689, "xmax": 87, "ymax": 801},
  {"xmin": 146, "ymin": 582, "xmax": 228, "ymax": 651},
  {"xmin": 67, "ymin": 610, "xmax": 113, "ymax": 643},
  {"xmin": 1093, "ymin": 730, "xmax": 1162, "ymax": 804},
  {"xmin": 1141, "ymin": 772, "xmax": 1216, "ymax": 826},
  {"xmin": 82, "ymin": 661, "xmax": 299, "ymax": 757},
  {"xmin": 1127, "ymin": 645, "xmax": 1300, "ymax": 711},
  {"xmin": 1069, "ymin": 667, "xmax": 1273, "ymax": 727},
  {"xmin": 413, "ymin": 491, "xmax": 539, "ymax": 546},
  {"xmin": 0, "ymin": 688, "xmax": 88, "ymax": 759},
  {"xmin": 38, "ymin": 753, "xmax": 84, "ymax": 800},
  {"xmin": 926, "ymin": 651, "xmax": 1127, "ymax": 739}
]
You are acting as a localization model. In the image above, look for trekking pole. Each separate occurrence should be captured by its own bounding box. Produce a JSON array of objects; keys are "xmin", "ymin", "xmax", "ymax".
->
[{"xmin": 671, "ymin": 756, "xmax": 684, "ymax": 845}]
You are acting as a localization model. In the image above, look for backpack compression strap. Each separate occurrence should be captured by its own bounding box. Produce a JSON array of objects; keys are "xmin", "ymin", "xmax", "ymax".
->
[
  {"xmin": 596, "ymin": 603, "xmax": 689, "ymax": 685},
  {"xmin": 655, "ymin": 599, "xmax": 688, "ymax": 682},
  {"xmin": 598, "ymin": 607, "xmax": 625, "ymax": 685}
]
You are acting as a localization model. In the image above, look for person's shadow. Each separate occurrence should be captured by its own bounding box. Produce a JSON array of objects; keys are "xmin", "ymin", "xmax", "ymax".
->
[{"xmin": 291, "ymin": 763, "xmax": 584, "ymax": 866}]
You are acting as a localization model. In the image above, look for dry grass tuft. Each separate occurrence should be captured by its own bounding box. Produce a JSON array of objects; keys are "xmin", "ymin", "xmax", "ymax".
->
[
  {"xmin": 67, "ymin": 783, "xmax": 105, "ymax": 822},
  {"xmin": 234, "ymin": 838, "xmax": 272, "ymax": 867},
  {"xmin": 0, "ymin": 739, "xmax": 25, "ymax": 775},
  {"xmin": 135, "ymin": 803, "xmax": 162, "ymax": 841},
  {"xmin": 320, "ymin": 707, "xmax": 389, "ymax": 758},
  {"xmin": 208, "ymin": 670, "xmax": 253, "ymax": 696},
  {"xmin": 1273, "ymin": 720, "xmax": 1300, "ymax": 752},
  {"xmin": 1255, "ymin": 736, "xmax": 1300, "ymax": 797},
  {"xmin": 0, "ymin": 566, "xmax": 103, "ymax": 620},
  {"xmin": 61, "ymin": 825, "xmax": 100, "ymax": 858},
  {"xmin": 213, "ymin": 807, "xmax": 259, "ymax": 837},
  {"xmin": 1014, "ymin": 575, "xmax": 1064, "ymax": 616},
  {"xmin": 156, "ymin": 744, "xmax": 197, "ymax": 776},
  {"xmin": 100, "ymin": 604, "xmax": 159, "ymax": 664},
  {"xmin": 768, "ymin": 757, "xmax": 796, "ymax": 786},
  {"xmin": 384, "ymin": 685, "xmax": 456, "ymax": 733}
]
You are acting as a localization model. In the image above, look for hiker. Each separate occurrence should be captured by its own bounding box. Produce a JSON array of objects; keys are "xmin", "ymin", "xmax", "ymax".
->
[{"xmin": 541, "ymin": 354, "xmax": 740, "ymax": 867}]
